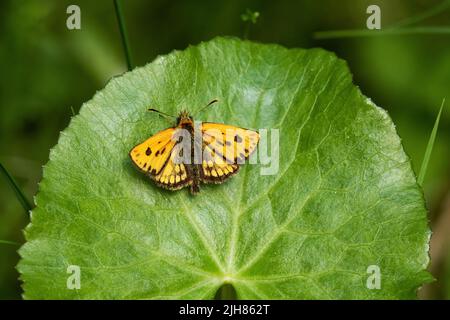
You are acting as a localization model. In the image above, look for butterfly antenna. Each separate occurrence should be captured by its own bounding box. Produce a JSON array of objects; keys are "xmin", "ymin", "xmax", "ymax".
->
[
  {"xmin": 147, "ymin": 108, "xmax": 177, "ymax": 120},
  {"xmin": 194, "ymin": 99, "xmax": 219, "ymax": 116}
]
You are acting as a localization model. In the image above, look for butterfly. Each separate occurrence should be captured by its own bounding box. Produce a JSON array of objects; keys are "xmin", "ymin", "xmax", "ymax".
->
[{"xmin": 129, "ymin": 99, "xmax": 260, "ymax": 194}]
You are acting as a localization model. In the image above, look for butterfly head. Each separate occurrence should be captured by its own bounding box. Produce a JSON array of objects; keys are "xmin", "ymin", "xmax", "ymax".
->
[{"xmin": 177, "ymin": 110, "xmax": 193, "ymax": 127}]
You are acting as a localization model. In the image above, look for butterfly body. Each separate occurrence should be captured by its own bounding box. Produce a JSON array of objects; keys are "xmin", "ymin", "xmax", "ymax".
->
[
  {"xmin": 130, "ymin": 110, "xmax": 259, "ymax": 194},
  {"xmin": 177, "ymin": 111, "xmax": 201, "ymax": 194}
]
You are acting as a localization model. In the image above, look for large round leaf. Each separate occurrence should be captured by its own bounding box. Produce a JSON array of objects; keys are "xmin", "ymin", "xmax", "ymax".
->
[{"xmin": 18, "ymin": 37, "xmax": 431, "ymax": 299}]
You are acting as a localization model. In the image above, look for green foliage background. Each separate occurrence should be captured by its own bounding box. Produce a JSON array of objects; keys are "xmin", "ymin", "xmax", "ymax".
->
[{"xmin": 0, "ymin": 0, "xmax": 449, "ymax": 299}]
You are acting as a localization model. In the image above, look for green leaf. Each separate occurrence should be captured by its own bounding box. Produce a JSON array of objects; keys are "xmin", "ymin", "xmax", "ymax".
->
[{"xmin": 18, "ymin": 37, "xmax": 431, "ymax": 299}]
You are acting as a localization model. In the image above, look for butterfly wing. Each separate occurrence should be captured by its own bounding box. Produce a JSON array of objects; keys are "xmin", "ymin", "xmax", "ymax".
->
[
  {"xmin": 152, "ymin": 150, "xmax": 192, "ymax": 190},
  {"xmin": 200, "ymin": 122, "xmax": 259, "ymax": 183},
  {"xmin": 130, "ymin": 128, "xmax": 191, "ymax": 190},
  {"xmin": 129, "ymin": 127, "xmax": 177, "ymax": 175}
]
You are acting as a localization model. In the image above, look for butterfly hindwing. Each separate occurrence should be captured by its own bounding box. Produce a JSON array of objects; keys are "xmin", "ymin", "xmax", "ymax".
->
[
  {"xmin": 153, "ymin": 152, "xmax": 192, "ymax": 190},
  {"xmin": 200, "ymin": 161, "xmax": 240, "ymax": 184}
]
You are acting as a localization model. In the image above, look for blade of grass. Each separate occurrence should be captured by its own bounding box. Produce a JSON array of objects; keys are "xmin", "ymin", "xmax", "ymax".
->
[
  {"xmin": 418, "ymin": 99, "xmax": 446, "ymax": 186},
  {"xmin": 0, "ymin": 162, "xmax": 32, "ymax": 213},
  {"xmin": 0, "ymin": 239, "xmax": 20, "ymax": 246},
  {"xmin": 314, "ymin": 26, "xmax": 450, "ymax": 39},
  {"xmin": 315, "ymin": 1, "xmax": 450, "ymax": 40},
  {"xmin": 390, "ymin": 0, "xmax": 450, "ymax": 28},
  {"xmin": 113, "ymin": 0, "xmax": 134, "ymax": 71}
]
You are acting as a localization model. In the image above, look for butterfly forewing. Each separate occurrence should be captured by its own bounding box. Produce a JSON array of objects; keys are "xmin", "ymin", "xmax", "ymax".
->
[
  {"xmin": 130, "ymin": 127, "xmax": 194, "ymax": 190},
  {"xmin": 200, "ymin": 122, "xmax": 259, "ymax": 183},
  {"xmin": 129, "ymin": 127, "xmax": 177, "ymax": 175}
]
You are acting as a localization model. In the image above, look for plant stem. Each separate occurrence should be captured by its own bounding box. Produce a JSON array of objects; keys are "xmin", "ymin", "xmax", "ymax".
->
[
  {"xmin": 314, "ymin": 0, "xmax": 450, "ymax": 40},
  {"xmin": 113, "ymin": 0, "xmax": 134, "ymax": 71},
  {"xmin": 418, "ymin": 99, "xmax": 446, "ymax": 186},
  {"xmin": 214, "ymin": 283, "xmax": 237, "ymax": 300},
  {"xmin": 243, "ymin": 23, "xmax": 250, "ymax": 39},
  {"xmin": 390, "ymin": 0, "xmax": 450, "ymax": 28},
  {"xmin": 0, "ymin": 240, "xmax": 20, "ymax": 246},
  {"xmin": 314, "ymin": 27, "xmax": 450, "ymax": 39},
  {"xmin": 0, "ymin": 162, "xmax": 32, "ymax": 213}
]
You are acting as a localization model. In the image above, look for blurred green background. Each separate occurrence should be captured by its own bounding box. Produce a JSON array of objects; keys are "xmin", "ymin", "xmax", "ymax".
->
[{"xmin": 0, "ymin": 0, "xmax": 449, "ymax": 299}]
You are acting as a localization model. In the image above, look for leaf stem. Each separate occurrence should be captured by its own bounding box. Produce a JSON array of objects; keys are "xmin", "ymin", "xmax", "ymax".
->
[
  {"xmin": 214, "ymin": 283, "xmax": 237, "ymax": 300},
  {"xmin": 0, "ymin": 162, "xmax": 32, "ymax": 213},
  {"xmin": 113, "ymin": 0, "xmax": 134, "ymax": 71},
  {"xmin": 418, "ymin": 99, "xmax": 446, "ymax": 186}
]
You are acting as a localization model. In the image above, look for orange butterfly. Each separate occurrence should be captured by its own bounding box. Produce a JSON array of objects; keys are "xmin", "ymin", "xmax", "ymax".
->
[{"xmin": 129, "ymin": 100, "xmax": 260, "ymax": 194}]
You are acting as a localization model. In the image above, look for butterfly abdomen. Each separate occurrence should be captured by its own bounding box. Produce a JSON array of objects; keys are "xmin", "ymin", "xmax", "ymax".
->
[
  {"xmin": 190, "ymin": 173, "xmax": 200, "ymax": 194},
  {"xmin": 186, "ymin": 119, "xmax": 201, "ymax": 195}
]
